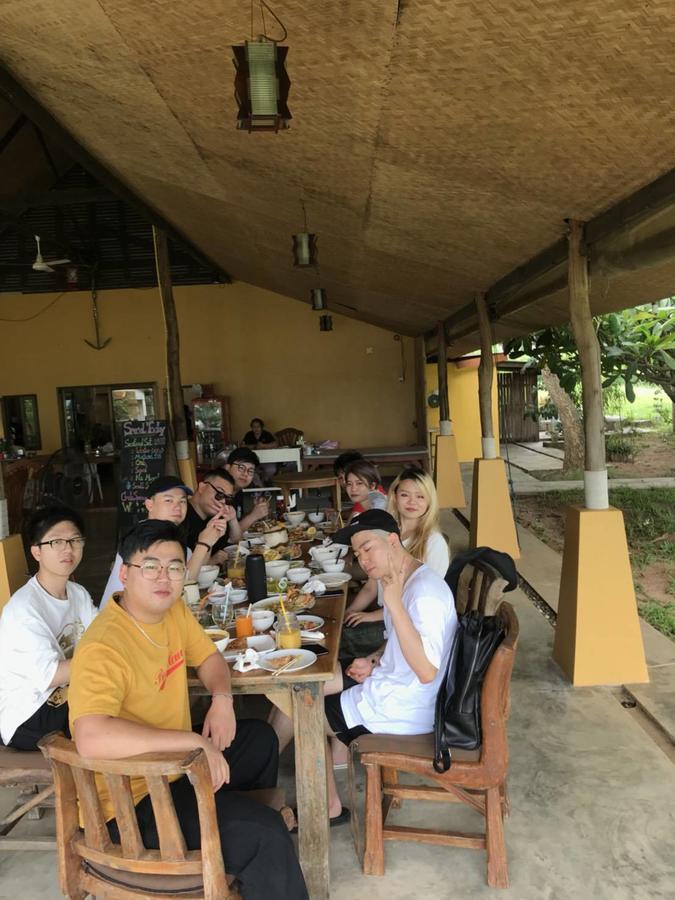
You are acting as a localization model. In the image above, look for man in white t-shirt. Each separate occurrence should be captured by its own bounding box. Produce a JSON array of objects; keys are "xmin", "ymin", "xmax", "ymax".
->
[
  {"xmin": 0, "ymin": 505, "xmax": 97, "ymax": 750},
  {"xmin": 269, "ymin": 509, "xmax": 457, "ymax": 826}
]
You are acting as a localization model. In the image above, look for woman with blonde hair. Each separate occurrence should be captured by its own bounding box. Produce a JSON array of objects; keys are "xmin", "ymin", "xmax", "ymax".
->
[{"xmin": 342, "ymin": 466, "xmax": 449, "ymax": 639}]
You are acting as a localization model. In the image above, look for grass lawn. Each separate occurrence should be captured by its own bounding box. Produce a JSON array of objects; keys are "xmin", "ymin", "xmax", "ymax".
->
[{"xmin": 515, "ymin": 487, "xmax": 675, "ymax": 641}]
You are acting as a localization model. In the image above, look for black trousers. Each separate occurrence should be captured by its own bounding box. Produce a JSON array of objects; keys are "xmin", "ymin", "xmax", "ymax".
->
[
  {"xmin": 107, "ymin": 719, "xmax": 308, "ymax": 900},
  {"xmin": 7, "ymin": 698, "xmax": 70, "ymax": 751}
]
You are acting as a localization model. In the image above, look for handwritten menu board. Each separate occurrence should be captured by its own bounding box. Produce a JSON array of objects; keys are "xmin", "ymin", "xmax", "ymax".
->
[{"xmin": 117, "ymin": 420, "xmax": 167, "ymax": 536}]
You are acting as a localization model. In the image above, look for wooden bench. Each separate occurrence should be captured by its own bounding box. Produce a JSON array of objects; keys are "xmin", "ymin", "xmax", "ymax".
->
[{"xmin": 0, "ymin": 744, "xmax": 55, "ymax": 851}]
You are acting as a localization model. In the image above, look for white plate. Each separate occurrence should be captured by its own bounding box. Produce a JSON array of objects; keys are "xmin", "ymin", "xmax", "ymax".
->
[
  {"xmin": 220, "ymin": 634, "xmax": 275, "ymax": 661},
  {"xmin": 296, "ymin": 614, "xmax": 324, "ymax": 632},
  {"xmin": 252, "ymin": 594, "xmax": 317, "ymax": 612},
  {"xmin": 315, "ymin": 572, "xmax": 351, "ymax": 587},
  {"xmin": 258, "ymin": 648, "xmax": 317, "ymax": 673}
]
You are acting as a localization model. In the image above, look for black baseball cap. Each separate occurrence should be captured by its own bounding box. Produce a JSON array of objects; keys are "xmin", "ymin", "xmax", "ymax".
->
[
  {"xmin": 144, "ymin": 475, "xmax": 193, "ymax": 498},
  {"xmin": 332, "ymin": 509, "xmax": 400, "ymax": 545}
]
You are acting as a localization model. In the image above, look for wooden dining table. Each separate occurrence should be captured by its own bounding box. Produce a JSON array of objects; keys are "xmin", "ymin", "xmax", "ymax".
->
[{"xmin": 189, "ymin": 583, "xmax": 348, "ymax": 900}]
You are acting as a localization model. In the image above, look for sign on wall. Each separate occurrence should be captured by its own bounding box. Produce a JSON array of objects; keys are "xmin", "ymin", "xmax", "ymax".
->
[{"xmin": 117, "ymin": 419, "xmax": 167, "ymax": 536}]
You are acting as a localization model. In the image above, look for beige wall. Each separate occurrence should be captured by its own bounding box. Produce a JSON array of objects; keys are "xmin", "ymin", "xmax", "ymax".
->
[{"xmin": 0, "ymin": 282, "xmax": 417, "ymax": 453}]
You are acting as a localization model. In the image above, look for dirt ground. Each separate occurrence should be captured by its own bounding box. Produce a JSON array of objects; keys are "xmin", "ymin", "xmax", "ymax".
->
[
  {"xmin": 514, "ymin": 489, "xmax": 675, "ymax": 628},
  {"xmin": 608, "ymin": 431, "xmax": 675, "ymax": 477}
]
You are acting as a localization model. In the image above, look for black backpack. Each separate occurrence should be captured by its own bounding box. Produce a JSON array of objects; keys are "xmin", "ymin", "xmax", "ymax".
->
[{"xmin": 432, "ymin": 549, "xmax": 517, "ymax": 773}]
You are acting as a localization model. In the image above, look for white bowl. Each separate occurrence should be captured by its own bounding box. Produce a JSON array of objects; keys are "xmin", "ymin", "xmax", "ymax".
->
[
  {"xmin": 263, "ymin": 526, "xmax": 289, "ymax": 549},
  {"xmin": 310, "ymin": 546, "xmax": 337, "ymax": 561},
  {"xmin": 197, "ymin": 566, "xmax": 220, "ymax": 589},
  {"xmin": 286, "ymin": 510, "xmax": 306, "ymax": 526},
  {"xmin": 287, "ymin": 567, "xmax": 311, "ymax": 584},
  {"xmin": 229, "ymin": 589, "xmax": 248, "ymax": 604},
  {"xmin": 322, "ymin": 559, "xmax": 346, "ymax": 573},
  {"xmin": 265, "ymin": 560, "xmax": 291, "ymax": 578},
  {"xmin": 308, "ymin": 511, "xmax": 325, "ymax": 524},
  {"xmin": 331, "ymin": 544, "xmax": 350, "ymax": 559},
  {"xmin": 251, "ymin": 610, "xmax": 275, "ymax": 632},
  {"xmin": 247, "ymin": 634, "xmax": 275, "ymax": 652}
]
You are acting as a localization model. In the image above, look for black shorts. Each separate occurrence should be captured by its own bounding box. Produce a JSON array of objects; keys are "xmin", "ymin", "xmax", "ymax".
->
[{"xmin": 324, "ymin": 666, "xmax": 372, "ymax": 746}]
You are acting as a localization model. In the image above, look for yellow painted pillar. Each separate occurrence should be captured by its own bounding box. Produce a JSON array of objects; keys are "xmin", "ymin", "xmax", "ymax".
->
[
  {"xmin": 553, "ymin": 506, "xmax": 648, "ymax": 684},
  {"xmin": 178, "ymin": 455, "xmax": 198, "ymax": 492},
  {"xmin": 469, "ymin": 458, "xmax": 520, "ymax": 558},
  {"xmin": 434, "ymin": 433, "xmax": 466, "ymax": 508},
  {"xmin": 0, "ymin": 534, "xmax": 28, "ymax": 614}
]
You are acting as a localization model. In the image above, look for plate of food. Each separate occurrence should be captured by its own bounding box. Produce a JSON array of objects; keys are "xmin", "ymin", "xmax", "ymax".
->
[
  {"xmin": 287, "ymin": 525, "xmax": 319, "ymax": 542},
  {"xmin": 219, "ymin": 634, "xmax": 275, "ymax": 661},
  {"xmin": 296, "ymin": 614, "xmax": 324, "ymax": 632},
  {"xmin": 315, "ymin": 572, "xmax": 351, "ymax": 588},
  {"xmin": 258, "ymin": 649, "xmax": 317, "ymax": 673},
  {"xmin": 252, "ymin": 587, "xmax": 316, "ymax": 614}
]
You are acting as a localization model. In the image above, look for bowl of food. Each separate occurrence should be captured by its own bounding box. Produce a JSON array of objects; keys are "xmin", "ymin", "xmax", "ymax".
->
[
  {"xmin": 229, "ymin": 588, "xmax": 248, "ymax": 604},
  {"xmin": 251, "ymin": 610, "xmax": 275, "ymax": 633},
  {"xmin": 197, "ymin": 565, "xmax": 220, "ymax": 589},
  {"xmin": 287, "ymin": 566, "xmax": 311, "ymax": 585},
  {"xmin": 285, "ymin": 510, "xmax": 306, "ymax": 526},
  {"xmin": 265, "ymin": 560, "xmax": 291, "ymax": 579},
  {"xmin": 322, "ymin": 559, "xmax": 346, "ymax": 573},
  {"xmin": 310, "ymin": 546, "xmax": 338, "ymax": 562},
  {"xmin": 308, "ymin": 511, "xmax": 325, "ymax": 524}
]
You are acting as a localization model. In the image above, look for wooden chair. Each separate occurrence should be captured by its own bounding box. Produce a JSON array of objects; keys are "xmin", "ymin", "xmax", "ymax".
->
[
  {"xmin": 274, "ymin": 427, "xmax": 304, "ymax": 447},
  {"xmin": 40, "ymin": 733, "xmax": 274, "ymax": 899},
  {"xmin": 353, "ymin": 602, "xmax": 519, "ymax": 889},
  {"xmin": 455, "ymin": 558, "xmax": 511, "ymax": 616},
  {"xmin": 0, "ymin": 745, "xmax": 55, "ymax": 851}
]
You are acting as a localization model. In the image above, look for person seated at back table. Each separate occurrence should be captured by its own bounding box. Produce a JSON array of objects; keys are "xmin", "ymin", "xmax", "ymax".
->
[
  {"xmin": 241, "ymin": 417, "xmax": 277, "ymax": 450},
  {"xmin": 0, "ymin": 505, "xmax": 96, "ymax": 750},
  {"xmin": 269, "ymin": 510, "xmax": 457, "ymax": 825},
  {"xmin": 183, "ymin": 468, "xmax": 240, "ymax": 565},
  {"xmin": 100, "ymin": 475, "xmax": 230, "ymax": 608},
  {"xmin": 341, "ymin": 467, "xmax": 450, "ymax": 662},
  {"xmin": 69, "ymin": 520, "xmax": 308, "ymax": 900},
  {"xmin": 333, "ymin": 450, "xmax": 363, "ymax": 494},
  {"xmin": 225, "ymin": 447, "xmax": 271, "ymax": 531},
  {"xmin": 344, "ymin": 458, "xmax": 387, "ymax": 521}
]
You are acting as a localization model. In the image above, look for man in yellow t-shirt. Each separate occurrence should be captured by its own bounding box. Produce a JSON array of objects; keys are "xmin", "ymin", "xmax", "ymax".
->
[{"xmin": 69, "ymin": 520, "xmax": 307, "ymax": 900}]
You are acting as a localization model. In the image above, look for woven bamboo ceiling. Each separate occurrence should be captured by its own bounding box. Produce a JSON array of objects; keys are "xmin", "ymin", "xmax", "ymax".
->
[{"xmin": 2, "ymin": 1, "xmax": 675, "ymax": 351}]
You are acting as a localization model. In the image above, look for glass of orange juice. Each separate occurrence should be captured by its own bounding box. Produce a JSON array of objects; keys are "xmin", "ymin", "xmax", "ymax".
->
[
  {"xmin": 235, "ymin": 609, "xmax": 254, "ymax": 638},
  {"xmin": 276, "ymin": 613, "xmax": 302, "ymax": 649}
]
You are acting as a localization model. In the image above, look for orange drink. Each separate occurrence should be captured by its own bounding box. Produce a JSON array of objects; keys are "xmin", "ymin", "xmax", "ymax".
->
[
  {"xmin": 276, "ymin": 613, "xmax": 301, "ymax": 649},
  {"xmin": 235, "ymin": 610, "xmax": 254, "ymax": 638}
]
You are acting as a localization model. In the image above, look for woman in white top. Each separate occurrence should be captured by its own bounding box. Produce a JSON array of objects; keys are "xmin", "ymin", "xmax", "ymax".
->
[{"xmin": 343, "ymin": 467, "xmax": 449, "ymax": 630}]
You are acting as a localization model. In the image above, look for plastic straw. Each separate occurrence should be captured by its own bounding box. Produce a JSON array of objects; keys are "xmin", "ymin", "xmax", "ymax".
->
[{"xmin": 278, "ymin": 593, "xmax": 290, "ymax": 628}]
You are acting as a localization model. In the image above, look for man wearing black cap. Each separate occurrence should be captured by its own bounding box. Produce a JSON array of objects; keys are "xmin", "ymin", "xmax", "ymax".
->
[
  {"xmin": 271, "ymin": 509, "xmax": 457, "ymax": 824},
  {"xmin": 100, "ymin": 476, "xmax": 230, "ymax": 607}
]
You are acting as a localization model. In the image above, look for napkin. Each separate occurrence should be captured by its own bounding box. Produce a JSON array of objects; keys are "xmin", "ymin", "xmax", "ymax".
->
[
  {"xmin": 300, "ymin": 630, "xmax": 325, "ymax": 641},
  {"xmin": 303, "ymin": 578, "xmax": 326, "ymax": 595},
  {"xmin": 232, "ymin": 648, "xmax": 264, "ymax": 672}
]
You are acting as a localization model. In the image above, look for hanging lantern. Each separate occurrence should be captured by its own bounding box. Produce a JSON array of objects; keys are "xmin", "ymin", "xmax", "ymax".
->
[
  {"xmin": 232, "ymin": 38, "xmax": 291, "ymax": 132},
  {"xmin": 319, "ymin": 315, "xmax": 333, "ymax": 332},
  {"xmin": 64, "ymin": 266, "xmax": 79, "ymax": 290},
  {"xmin": 311, "ymin": 288, "xmax": 327, "ymax": 311},
  {"xmin": 292, "ymin": 232, "xmax": 318, "ymax": 267}
]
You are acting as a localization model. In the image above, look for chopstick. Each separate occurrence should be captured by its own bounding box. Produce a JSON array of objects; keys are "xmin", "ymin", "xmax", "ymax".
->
[
  {"xmin": 198, "ymin": 587, "xmax": 219, "ymax": 611},
  {"xmin": 272, "ymin": 657, "xmax": 298, "ymax": 678}
]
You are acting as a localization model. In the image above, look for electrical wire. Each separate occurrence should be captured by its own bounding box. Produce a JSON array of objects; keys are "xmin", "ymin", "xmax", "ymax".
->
[{"xmin": 0, "ymin": 291, "xmax": 66, "ymax": 322}]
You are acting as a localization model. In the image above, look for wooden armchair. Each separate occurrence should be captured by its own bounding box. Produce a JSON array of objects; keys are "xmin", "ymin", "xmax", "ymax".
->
[
  {"xmin": 39, "ymin": 733, "xmax": 237, "ymax": 899},
  {"xmin": 274, "ymin": 427, "xmax": 304, "ymax": 447},
  {"xmin": 455, "ymin": 558, "xmax": 511, "ymax": 616},
  {"xmin": 353, "ymin": 602, "xmax": 519, "ymax": 888}
]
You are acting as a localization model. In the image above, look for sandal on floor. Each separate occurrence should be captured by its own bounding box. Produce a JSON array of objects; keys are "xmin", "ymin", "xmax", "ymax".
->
[{"xmin": 290, "ymin": 806, "xmax": 351, "ymax": 833}]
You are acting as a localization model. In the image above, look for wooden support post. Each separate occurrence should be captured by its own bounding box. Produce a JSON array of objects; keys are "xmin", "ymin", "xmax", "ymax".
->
[
  {"xmin": 433, "ymin": 323, "xmax": 465, "ymax": 508},
  {"xmin": 152, "ymin": 226, "xmax": 196, "ymax": 490},
  {"xmin": 553, "ymin": 220, "xmax": 647, "ymax": 685},
  {"xmin": 470, "ymin": 294, "xmax": 519, "ymax": 557},
  {"xmin": 475, "ymin": 293, "xmax": 496, "ymax": 460},
  {"xmin": 413, "ymin": 337, "xmax": 428, "ymax": 448}
]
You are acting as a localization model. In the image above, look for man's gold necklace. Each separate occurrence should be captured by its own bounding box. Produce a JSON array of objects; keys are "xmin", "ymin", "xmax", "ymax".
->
[{"xmin": 122, "ymin": 603, "xmax": 169, "ymax": 649}]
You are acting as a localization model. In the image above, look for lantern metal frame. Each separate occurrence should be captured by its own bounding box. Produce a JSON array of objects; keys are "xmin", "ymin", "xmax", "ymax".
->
[
  {"xmin": 292, "ymin": 232, "xmax": 318, "ymax": 267},
  {"xmin": 232, "ymin": 39, "xmax": 291, "ymax": 132}
]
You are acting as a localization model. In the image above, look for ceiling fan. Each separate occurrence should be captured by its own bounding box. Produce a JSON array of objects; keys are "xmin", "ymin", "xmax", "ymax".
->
[{"xmin": 32, "ymin": 234, "xmax": 71, "ymax": 272}]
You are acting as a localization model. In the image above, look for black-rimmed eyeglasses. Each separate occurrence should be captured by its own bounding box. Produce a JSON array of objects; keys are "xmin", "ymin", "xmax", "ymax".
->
[{"xmin": 37, "ymin": 538, "xmax": 86, "ymax": 550}]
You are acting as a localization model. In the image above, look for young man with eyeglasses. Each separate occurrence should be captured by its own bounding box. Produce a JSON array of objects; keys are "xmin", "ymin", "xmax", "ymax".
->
[
  {"xmin": 225, "ymin": 448, "xmax": 270, "ymax": 530},
  {"xmin": 69, "ymin": 520, "xmax": 307, "ymax": 900},
  {"xmin": 0, "ymin": 505, "xmax": 97, "ymax": 750}
]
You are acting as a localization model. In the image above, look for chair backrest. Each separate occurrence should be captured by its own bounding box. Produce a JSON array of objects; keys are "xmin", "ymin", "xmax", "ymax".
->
[
  {"xmin": 455, "ymin": 558, "xmax": 509, "ymax": 616},
  {"xmin": 476, "ymin": 602, "xmax": 519, "ymax": 781},
  {"xmin": 275, "ymin": 427, "xmax": 304, "ymax": 447},
  {"xmin": 39, "ymin": 733, "xmax": 229, "ymax": 900}
]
